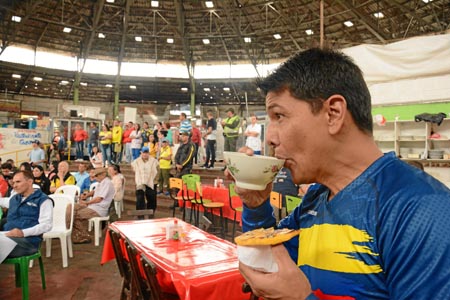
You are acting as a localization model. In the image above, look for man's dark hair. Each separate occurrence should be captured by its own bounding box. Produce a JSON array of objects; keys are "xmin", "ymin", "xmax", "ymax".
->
[
  {"xmin": 257, "ymin": 48, "xmax": 373, "ymax": 134},
  {"xmin": 14, "ymin": 170, "xmax": 34, "ymax": 181},
  {"xmin": 1, "ymin": 162, "xmax": 12, "ymax": 170}
]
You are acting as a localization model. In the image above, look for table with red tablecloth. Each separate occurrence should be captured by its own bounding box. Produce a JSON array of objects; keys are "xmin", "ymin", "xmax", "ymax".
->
[
  {"xmin": 101, "ymin": 218, "xmax": 247, "ymax": 300},
  {"xmin": 177, "ymin": 185, "xmax": 242, "ymax": 222}
]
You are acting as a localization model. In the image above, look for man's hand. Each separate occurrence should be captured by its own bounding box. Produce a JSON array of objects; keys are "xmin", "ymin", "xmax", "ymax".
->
[
  {"xmin": 5, "ymin": 228, "xmax": 24, "ymax": 237},
  {"xmin": 240, "ymin": 244, "xmax": 312, "ymax": 300}
]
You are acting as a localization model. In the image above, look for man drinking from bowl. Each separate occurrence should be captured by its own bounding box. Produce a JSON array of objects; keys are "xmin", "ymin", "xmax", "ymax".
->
[{"xmin": 233, "ymin": 48, "xmax": 450, "ymax": 299}]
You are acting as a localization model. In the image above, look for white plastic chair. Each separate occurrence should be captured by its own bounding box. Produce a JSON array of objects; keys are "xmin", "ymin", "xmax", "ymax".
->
[
  {"xmin": 55, "ymin": 185, "xmax": 80, "ymax": 203},
  {"xmin": 88, "ymin": 216, "xmax": 110, "ymax": 246},
  {"xmin": 43, "ymin": 194, "xmax": 75, "ymax": 268},
  {"xmin": 89, "ymin": 182, "xmax": 99, "ymax": 193}
]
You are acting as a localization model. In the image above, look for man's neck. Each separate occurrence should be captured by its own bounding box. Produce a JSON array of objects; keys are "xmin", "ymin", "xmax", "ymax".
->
[{"xmin": 22, "ymin": 188, "xmax": 34, "ymax": 198}]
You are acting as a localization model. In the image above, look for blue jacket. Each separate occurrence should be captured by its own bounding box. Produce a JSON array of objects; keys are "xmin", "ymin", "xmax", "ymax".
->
[{"xmin": 5, "ymin": 189, "xmax": 51, "ymax": 248}]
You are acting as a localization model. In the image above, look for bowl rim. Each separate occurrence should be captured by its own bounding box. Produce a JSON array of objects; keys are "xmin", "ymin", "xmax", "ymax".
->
[{"xmin": 223, "ymin": 151, "xmax": 285, "ymax": 162}]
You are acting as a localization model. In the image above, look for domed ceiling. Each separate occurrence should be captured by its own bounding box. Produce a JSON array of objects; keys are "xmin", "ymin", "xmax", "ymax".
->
[{"xmin": 0, "ymin": 0, "xmax": 448, "ymax": 106}]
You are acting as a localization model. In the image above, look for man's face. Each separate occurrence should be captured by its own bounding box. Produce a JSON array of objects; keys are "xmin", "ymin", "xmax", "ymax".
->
[
  {"xmin": 141, "ymin": 151, "xmax": 150, "ymax": 159},
  {"xmin": 89, "ymin": 169, "xmax": 96, "ymax": 179},
  {"xmin": 95, "ymin": 172, "xmax": 106, "ymax": 182},
  {"xmin": 1, "ymin": 168, "xmax": 11, "ymax": 177},
  {"xmin": 78, "ymin": 163, "xmax": 87, "ymax": 173},
  {"xmin": 180, "ymin": 134, "xmax": 188, "ymax": 143},
  {"xmin": 13, "ymin": 173, "xmax": 33, "ymax": 195},
  {"xmin": 114, "ymin": 120, "xmax": 119, "ymax": 126},
  {"xmin": 32, "ymin": 142, "xmax": 38, "ymax": 149},
  {"xmin": 265, "ymin": 89, "xmax": 327, "ymax": 185}
]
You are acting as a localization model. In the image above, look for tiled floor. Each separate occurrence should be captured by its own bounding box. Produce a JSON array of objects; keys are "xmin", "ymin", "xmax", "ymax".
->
[{"xmin": 0, "ymin": 196, "xmax": 239, "ymax": 300}]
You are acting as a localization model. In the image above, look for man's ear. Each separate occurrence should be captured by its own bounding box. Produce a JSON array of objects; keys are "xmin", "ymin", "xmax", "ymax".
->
[{"xmin": 324, "ymin": 94, "xmax": 347, "ymax": 135}]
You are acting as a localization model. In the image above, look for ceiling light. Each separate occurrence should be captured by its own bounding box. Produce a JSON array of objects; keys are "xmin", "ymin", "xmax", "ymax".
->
[
  {"xmin": 305, "ymin": 29, "xmax": 314, "ymax": 35},
  {"xmin": 205, "ymin": 1, "xmax": 214, "ymax": 8},
  {"xmin": 135, "ymin": 36, "xmax": 142, "ymax": 42},
  {"xmin": 203, "ymin": 88, "xmax": 210, "ymax": 92},
  {"xmin": 202, "ymin": 39, "xmax": 210, "ymax": 44},
  {"xmin": 80, "ymin": 82, "xmax": 88, "ymax": 86},
  {"xmin": 105, "ymin": 84, "xmax": 113, "ymax": 88},
  {"xmin": 151, "ymin": 1, "xmax": 159, "ymax": 7},
  {"xmin": 129, "ymin": 85, "xmax": 137, "ymax": 89},
  {"xmin": 373, "ymin": 12, "xmax": 384, "ymax": 18},
  {"xmin": 223, "ymin": 87, "xmax": 230, "ymax": 91},
  {"xmin": 273, "ymin": 34, "xmax": 282, "ymax": 40},
  {"xmin": 422, "ymin": 0, "xmax": 433, "ymax": 2},
  {"xmin": 11, "ymin": 16, "xmax": 21, "ymax": 23},
  {"xmin": 181, "ymin": 87, "xmax": 188, "ymax": 92},
  {"xmin": 167, "ymin": 38, "xmax": 174, "ymax": 44},
  {"xmin": 60, "ymin": 80, "xmax": 69, "ymax": 85},
  {"xmin": 12, "ymin": 74, "xmax": 21, "ymax": 79},
  {"xmin": 106, "ymin": 0, "xmax": 114, "ymax": 3},
  {"xmin": 244, "ymin": 37, "xmax": 251, "ymax": 43},
  {"xmin": 98, "ymin": 33, "xmax": 106, "ymax": 38},
  {"xmin": 33, "ymin": 77, "xmax": 43, "ymax": 82},
  {"xmin": 344, "ymin": 21, "xmax": 354, "ymax": 27},
  {"xmin": 63, "ymin": 27, "xmax": 72, "ymax": 33}
]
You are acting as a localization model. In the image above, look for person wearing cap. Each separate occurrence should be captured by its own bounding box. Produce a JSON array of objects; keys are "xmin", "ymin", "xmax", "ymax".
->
[
  {"xmin": 72, "ymin": 167, "xmax": 114, "ymax": 244},
  {"xmin": 174, "ymin": 131, "xmax": 195, "ymax": 178},
  {"xmin": 157, "ymin": 138, "xmax": 172, "ymax": 195},
  {"xmin": 131, "ymin": 146, "xmax": 159, "ymax": 215},
  {"xmin": 221, "ymin": 107, "xmax": 241, "ymax": 153},
  {"xmin": 29, "ymin": 140, "xmax": 46, "ymax": 167}
]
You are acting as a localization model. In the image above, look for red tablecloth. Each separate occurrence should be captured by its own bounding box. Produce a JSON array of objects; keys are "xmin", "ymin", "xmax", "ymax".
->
[
  {"xmin": 177, "ymin": 185, "xmax": 242, "ymax": 222},
  {"xmin": 101, "ymin": 218, "xmax": 247, "ymax": 300}
]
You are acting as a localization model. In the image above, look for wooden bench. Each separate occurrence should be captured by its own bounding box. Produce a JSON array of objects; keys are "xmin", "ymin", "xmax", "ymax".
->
[{"xmin": 126, "ymin": 209, "xmax": 155, "ymax": 219}]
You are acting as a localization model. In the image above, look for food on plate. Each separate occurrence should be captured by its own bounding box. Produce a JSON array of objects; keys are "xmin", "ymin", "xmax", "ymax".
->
[{"xmin": 235, "ymin": 227, "xmax": 300, "ymax": 246}]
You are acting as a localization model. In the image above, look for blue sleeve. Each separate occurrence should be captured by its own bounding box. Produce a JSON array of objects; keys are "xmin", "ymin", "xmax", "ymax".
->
[
  {"xmin": 241, "ymin": 200, "xmax": 276, "ymax": 232},
  {"xmin": 380, "ymin": 193, "xmax": 450, "ymax": 299},
  {"xmin": 80, "ymin": 178, "xmax": 89, "ymax": 193}
]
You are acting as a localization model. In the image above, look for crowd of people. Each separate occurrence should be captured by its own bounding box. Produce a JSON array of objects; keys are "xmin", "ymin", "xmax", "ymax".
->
[{"xmin": 0, "ymin": 108, "xmax": 263, "ymax": 251}]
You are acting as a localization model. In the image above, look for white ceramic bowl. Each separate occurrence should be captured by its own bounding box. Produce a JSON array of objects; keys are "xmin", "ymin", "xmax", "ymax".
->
[{"xmin": 223, "ymin": 152, "xmax": 285, "ymax": 190}]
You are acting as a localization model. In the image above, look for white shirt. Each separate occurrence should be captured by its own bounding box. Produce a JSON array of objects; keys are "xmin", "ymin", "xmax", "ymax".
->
[
  {"xmin": 0, "ymin": 191, "xmax": 53, "ymax": 237},
  {"xmin": 245, "ymin": 123, "xmax": 262, "ymax": 151},
  {"xmin": 88, "ymin": 177, "xmax": 115, "ymax": 217}
]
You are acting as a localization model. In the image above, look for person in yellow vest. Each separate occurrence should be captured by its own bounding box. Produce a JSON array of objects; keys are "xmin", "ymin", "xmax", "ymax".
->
[
  {"xmin": 111, "ymin": 119, "xmax": 123, "ymax": 164},
  {"xmin": 221, "ymin": 107, "xmax": 241, "ymax": 152},
  {"xmin": 157, "ymin": 138, "xmax": 172, "ymax": 196},
  {"xmin": 49, "ymin": 160, "xmax": 76, "ymax": 193},
  {"xmin": 99, "ymin": 124, "xmax": 112, "ymax": 167}
]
